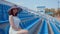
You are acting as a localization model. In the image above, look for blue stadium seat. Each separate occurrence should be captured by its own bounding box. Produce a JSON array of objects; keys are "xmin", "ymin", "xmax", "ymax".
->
[
  {"xmin": 38, "ymin": 19, "xmax": 48, "ymax": 34},
  {"xmin": 0, "ymin": 20, "xmax": 9, "ymax": 24},
  {"xmin": 0, "ymin": 4, "xmax": 11, "ymax": 24},
  {"xmin": 0, "ymin": 28, "xmax": 5, "ymax": 34},
  {"xmin": 26, "ymin": 18, "xmax": 41, "ymax": 30},
  {"xmin": 50, "ymin": 21, "xmax": 60, "ymax": 34},
  {"xmin": 5, "ymin": 25, "xmax": 10, "ymax": 34},
  {"xmin": 55, "ymin": 24, "xmax": 60, "ymax": 30},
  {"xmin": 51, "ymin": 19, "xmax": 60, "ymax": 31},
  {"xmin": 19, "ymin": 17, "xmax": 39, "ymax": 29}
]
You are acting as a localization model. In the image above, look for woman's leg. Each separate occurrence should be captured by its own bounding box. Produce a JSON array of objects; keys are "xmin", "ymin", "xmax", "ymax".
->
[{"xmin": 17, "ymin": 30, "xmax": 28, "ymax": 34}]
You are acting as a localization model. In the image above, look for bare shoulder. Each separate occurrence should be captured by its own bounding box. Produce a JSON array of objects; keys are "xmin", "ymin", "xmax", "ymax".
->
[
  {"xmin": 9, "ymin": 15, "xmax": 13, "ymax": 18},
  {"xmin": 9, "ymin": 15, "xmax": 13, "ymax": 19}
]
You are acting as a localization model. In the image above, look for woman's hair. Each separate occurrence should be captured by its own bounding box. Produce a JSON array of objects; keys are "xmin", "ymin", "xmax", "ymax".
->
[{"xmin": 8, "ymin": 7, "xmax": 22, "ymax": 16}]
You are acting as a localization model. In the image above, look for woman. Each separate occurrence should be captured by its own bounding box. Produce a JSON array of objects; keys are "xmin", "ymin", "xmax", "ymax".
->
[{"xmin": 9, "ymin": 6, "xmax": 28, "ymax": 34}]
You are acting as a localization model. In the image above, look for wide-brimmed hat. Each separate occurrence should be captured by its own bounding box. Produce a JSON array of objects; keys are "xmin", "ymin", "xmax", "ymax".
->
[
  {"xmin": 10, "ymin": 5, "xmax": 19, "ymax": 10},
  {"xmin": 8, "ymin": 5, "xmax": 23, "ymax": 12}
]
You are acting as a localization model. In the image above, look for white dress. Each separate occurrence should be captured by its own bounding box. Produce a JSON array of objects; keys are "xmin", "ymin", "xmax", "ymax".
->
[{"xmin": 9, "ymin": 16, "xmax": 21, "ymax": 34}]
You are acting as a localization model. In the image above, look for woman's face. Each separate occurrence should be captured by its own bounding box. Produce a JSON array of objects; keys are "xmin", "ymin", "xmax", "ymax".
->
[{"xmin": 13, "ymin": 8, "xmax": 18, "ymax": 14}]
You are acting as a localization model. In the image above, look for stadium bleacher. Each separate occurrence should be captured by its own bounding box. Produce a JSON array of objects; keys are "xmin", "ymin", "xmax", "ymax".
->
[
  {"xmin": 0, "ymin": 4, "xmax": 11, "ymax": 24},
  {"xmin": 0, "ymin": 1, "xmax": 60, "ymax": 34}
]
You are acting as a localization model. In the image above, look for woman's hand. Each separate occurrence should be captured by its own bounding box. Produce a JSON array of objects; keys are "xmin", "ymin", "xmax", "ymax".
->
[
  {"xmin": 11, "ymin": 26, "xmax": 18, "ymax": 31},
  {"xmin": 12, "ymin": 26, "xmax": 21, "ymax": 31}
]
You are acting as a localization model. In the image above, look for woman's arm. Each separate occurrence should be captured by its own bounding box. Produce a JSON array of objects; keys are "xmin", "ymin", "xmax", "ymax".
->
[{"xmin": 9, "ymin": 15, "xmax": 18, "ymax": 30}]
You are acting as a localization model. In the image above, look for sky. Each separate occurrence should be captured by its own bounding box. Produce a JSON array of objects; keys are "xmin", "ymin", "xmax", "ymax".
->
[{"xmin": 5, "ymin": 0, "xmax": 60, "ymax": 10}]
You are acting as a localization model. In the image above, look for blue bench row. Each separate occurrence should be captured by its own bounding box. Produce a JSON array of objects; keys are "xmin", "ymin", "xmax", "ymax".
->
[
  {"xmin": 20, "ymin": 17, "xmax": 39, "ymax": 29},
  {"xmin": 0, "ymin": 28, "xmax": 5, "ymax": 34},
  {"xmin": 50, "ymin": 18, "xmax": 60, "ymax": 31},
  {"xmin": 38, "ymin": 19, "xmax": 48, "ymax": 34},
  {"xmin": 0, "ymin": 4, "xmax": 11, "ymax": 21},
  {"xmin": 49, "ymin": 20, "xmax": 60, "ymax": 34}
]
